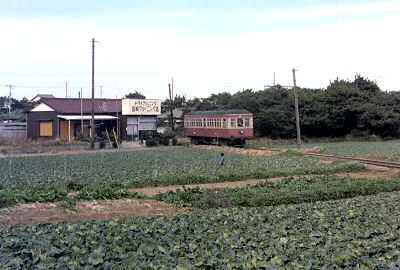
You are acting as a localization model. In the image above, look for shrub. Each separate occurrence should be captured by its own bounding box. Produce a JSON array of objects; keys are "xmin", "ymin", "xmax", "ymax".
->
[
  {"xmin": 66, "ymin": 180, "xmax": 84, "ymax": 192},
  {"xmin": 163, "ymin": 130, "xmax": 176, "ymax": 139},
  {"xmin": 160, "ymin": 136, "xmax": 169, "ymax": 146},
  {"xmin": 99, "ymin": 141, "xmax": 106, "ymax": 149},
  {"xmin": 145, "ymin": 138, "xmax": 157, "ymax": 147}
]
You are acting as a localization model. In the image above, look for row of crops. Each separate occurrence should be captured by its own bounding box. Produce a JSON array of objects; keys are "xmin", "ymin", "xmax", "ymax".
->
[
  {"xmin": 1, "ymin": 191, "xmax": 400, "ymax": 269},
  {"xmin": 155, "ymin": 175, "xmax": 400, "ymax": 208},
  {"xmin": 0, "ymin": 148, "xmax": 364, "ymax": 189}
]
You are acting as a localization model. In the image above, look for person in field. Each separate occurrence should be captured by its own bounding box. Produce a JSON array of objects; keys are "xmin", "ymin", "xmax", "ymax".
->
[{"xmin": 219, "ymin": 153, "xmax": 225, "ymax": 166}]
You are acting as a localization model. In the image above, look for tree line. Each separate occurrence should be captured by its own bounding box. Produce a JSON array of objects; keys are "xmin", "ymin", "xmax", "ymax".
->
[
  {"xmin": 165, "ymin": 74, "xmax": 400, "ymax": 139},
  {"xmin": 3, "ymin": 74, "xmax": 399, "ymax": 139}
]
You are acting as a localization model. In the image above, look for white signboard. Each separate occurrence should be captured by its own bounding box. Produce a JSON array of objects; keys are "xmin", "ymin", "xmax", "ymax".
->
[{"xmin": 122, "ymin": 99, "xmax": 161, "ymax": 115}]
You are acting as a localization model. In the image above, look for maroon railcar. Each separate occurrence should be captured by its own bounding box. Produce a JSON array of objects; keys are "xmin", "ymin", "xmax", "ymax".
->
[{"xmin": 184, "ymin": 110, "xmax": 254, "ymax": 145}]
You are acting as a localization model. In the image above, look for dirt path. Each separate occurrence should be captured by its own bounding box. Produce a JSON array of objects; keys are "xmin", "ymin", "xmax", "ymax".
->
[
  {"xmin": 131, "ymin": 178, "xmax": 281, "ymax": 196},
  {"xmin": 0, "ymin": 146, "xmax": 152, "ymax": 158},
  {"xmin": 336, "ymin": 165, "xmax": 399, "ymax": 179},
  {"xmin": 132, "ymin": 165, "xmax": 399, "ymax": 196},
  {"xmin": 194, "ymin": 145, "xmax": 278, "ymax": 156},
  {"xmin": 0, "ymin": 199, "xmax": 185, "ymax": 227}
]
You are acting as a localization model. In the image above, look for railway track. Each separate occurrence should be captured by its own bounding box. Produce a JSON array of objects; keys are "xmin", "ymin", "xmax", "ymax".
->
[
  {"xmin": 245, "ymin": 146, "xmax": 400, "ymax": 169},
  {"xmin": 305, "ymin": 152, "xmax": 400, "ymax": 169}
]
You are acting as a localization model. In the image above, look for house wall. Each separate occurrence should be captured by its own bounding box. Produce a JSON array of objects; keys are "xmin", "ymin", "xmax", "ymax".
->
[
  {"xmin": 27, "ymin": 107, "xmax": 129, "ymax": 141},
  {"xmin": 27, "ymin": 111, "xmax": 59, "ymax": 140}
]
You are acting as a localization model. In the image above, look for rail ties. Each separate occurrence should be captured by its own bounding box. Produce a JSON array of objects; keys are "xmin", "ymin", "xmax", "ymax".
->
[
  {"xmin": 245, "ymin": 146, "xmax": 400, "ymax": 169},
  {"xmin": 305, "ymin": 153, "xmax": 400, "ymax": 169}
]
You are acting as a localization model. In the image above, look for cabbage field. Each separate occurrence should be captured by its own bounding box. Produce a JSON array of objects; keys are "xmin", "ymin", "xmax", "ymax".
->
[
  {"xmin": 2, "ymin": 146, "xmax": 397, "ymax": 269},
  {"xmin": 0, "ymin": 148, "xmax": 363, "ymax": 189},
  {"xmin": 1, "ymin": 191, "xmax": 400, "ymax": 269}
]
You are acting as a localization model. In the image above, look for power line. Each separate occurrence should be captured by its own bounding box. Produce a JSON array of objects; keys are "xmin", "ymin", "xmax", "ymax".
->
[
  {"xmin": 96, "ymin": 43, "xmax": 122, "ymax": 93},
  {"xmin": 0, "ymin": 84, "xmax": 93, "ymax": 89}
]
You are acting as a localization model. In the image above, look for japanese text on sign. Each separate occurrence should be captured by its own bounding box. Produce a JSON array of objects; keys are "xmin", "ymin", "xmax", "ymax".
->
[
  {"xmin": 122, "ymin": 99, "xmax": 161, "ymax": 115},
  {"xmin": 132, "ymin": 100, "xmax": 159, "ymax": 113}
]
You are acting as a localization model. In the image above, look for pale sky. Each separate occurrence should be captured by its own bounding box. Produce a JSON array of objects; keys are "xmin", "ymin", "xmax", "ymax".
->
[{"xmin": 0, "ymin": 0, "xmax": 399, "ymax": 100}]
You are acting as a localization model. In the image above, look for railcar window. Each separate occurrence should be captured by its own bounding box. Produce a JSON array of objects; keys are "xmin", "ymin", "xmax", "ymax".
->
[
  {"xmin": 223, "ymin": 118, "xmax": 227, "ymax": 128},
  {"xmin": 230, "ymin": 118, "xmax": 236, "ymax": 128},
  {"xmin": 245, "ymin": 118, "xmax": 250, "ymax": 127},
  {"xmin": 216, "ymin": 118, "xmax": 222, "ymax": 128},
  {"xmin": 237, "ymin": 118, "xmax": 244, "ymax": 127}
]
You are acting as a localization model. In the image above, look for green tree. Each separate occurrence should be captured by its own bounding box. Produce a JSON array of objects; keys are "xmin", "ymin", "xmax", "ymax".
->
[{"xmin": 124, "ymin": 91, "xmax": 146, "ymax": 99}]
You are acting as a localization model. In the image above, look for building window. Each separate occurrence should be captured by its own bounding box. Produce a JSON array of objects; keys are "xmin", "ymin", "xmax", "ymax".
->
[
  {"xmin": 245, "ymin": 118, "xmax": 250, "ymax": 127},
  {"xmin": 39, "ymin": 121, "xmax": 53, "ymax": 137},
  {"xmin": 237, "ymin": 118, "xmax": 244, "ymax": 127},
  {"xmin": 230, "ymin": 118, "xmax": 236, "ymax": 128}
]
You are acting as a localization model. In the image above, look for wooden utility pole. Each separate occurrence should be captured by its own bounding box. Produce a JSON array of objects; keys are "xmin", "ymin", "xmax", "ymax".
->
[
  {"xmin": 91, "ymin": 38, "xmax": 96, "ymax": 149},
  {"xmin": 273, "ymin": 72, "xmax": 276, "ymax": 86},
  {"xmin": 80, "ymin": 88, "xmax": 83, "ymax": 135},
  {"xmin": 292, "ymin": 68, "xmax": 301, "ymax": 149},
  {"xmin": 171, "ymin": 78, "xmax": 174, "ymax": 101},
  {"xmin": 116, "ymin": 94, "xmax": 119, "ymax": 140},
  {"xmin": 65, "ymin": 82, "xmax": 68, "ymax": 98},
  {"xmin": 168, "ymin": 83, "xmax": 174, "ymax": 131}
]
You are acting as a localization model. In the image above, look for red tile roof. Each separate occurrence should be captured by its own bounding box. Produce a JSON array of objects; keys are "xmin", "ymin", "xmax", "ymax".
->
[{"xmin": 39, "ymin": 98, "xmax": 122, "ymax": 114}]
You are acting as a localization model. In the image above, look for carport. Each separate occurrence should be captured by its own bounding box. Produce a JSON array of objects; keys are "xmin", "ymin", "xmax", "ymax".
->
[{"xmin": 58, "ymin": 115, "xmax": 118, "ymax": 142}]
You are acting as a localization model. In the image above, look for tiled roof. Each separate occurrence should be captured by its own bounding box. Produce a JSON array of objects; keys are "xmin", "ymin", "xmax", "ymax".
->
[
  {"xmin": 30, "ymin": 94, "xmax": 56, "ymax": 102},
  {"xmin": 39, "ymin": 98, "xmax": 122, "ymax": 114}
]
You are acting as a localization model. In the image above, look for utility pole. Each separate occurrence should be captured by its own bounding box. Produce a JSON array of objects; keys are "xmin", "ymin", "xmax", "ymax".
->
[
  {"xmin": 65, "ymin": 82, "xmax": 68, "ymax": 98},
  {"xmin": 171, "ymin": 78, "xmax": 174, "ymax": 101},
  {"xmin": 273, "ymin": 72, "xmax": 276, "ymax": 86},
  {"xmin": 5, "ymin": 85, "xmax": 14, "ymax": 115},
  {"xmin": 168, "ymin": 83, "xmax": 174, "ymax": 131},
  {"xmin": 80, "ymin": 88, "xmax": 83, "ymax": 135},
  {"xmin": 115, "ymin": 94, "xmax": 119, "ymax": 141},
  {"xmin": 292, "ymin": 68, "xmax": 301, "ymax": 149},
  {"xmin": 91, "ymin": 38, "xmax": 97, "ymax": 149},
  {"xmin": 100, "ymin": 85, "xmax": 103, "ymax": 98}
]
